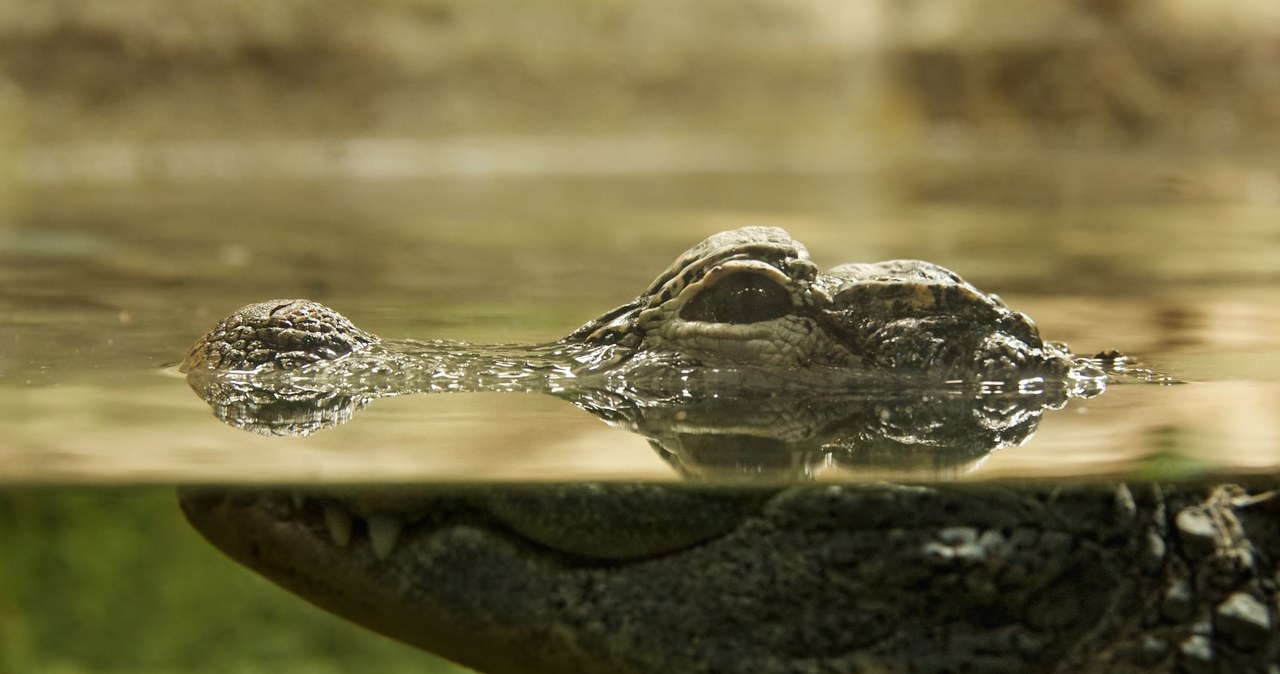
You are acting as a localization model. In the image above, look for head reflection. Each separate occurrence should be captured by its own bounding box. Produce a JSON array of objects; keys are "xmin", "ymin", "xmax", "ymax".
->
[{"xmin": 186, "ymin": 365, "xmax": 1080, "ymax": 480}]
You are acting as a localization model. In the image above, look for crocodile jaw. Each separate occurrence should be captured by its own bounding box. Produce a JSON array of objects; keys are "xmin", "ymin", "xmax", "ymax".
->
[{"xmin": 179, "ymin": 490, "xmax": 551, "ymax": 674}]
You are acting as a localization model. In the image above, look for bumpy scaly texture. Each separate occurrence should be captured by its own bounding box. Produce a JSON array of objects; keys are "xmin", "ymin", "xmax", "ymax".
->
[
  {"xmin": 182, "ymin": 229, "xmax": 1093, "ymax": 384},
  {"xmin": 181, "ymin": 300, "xmax": 378, "ymax": 372},
  {"xmin": 182, "ymin": 481, "xmax": 1279, "ymax": 674}
]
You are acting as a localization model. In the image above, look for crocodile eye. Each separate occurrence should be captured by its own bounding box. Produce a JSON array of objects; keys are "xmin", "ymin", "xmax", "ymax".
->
[{"xmin": 680, "ymin": 273, "xmax": 792, "ymax": 324}]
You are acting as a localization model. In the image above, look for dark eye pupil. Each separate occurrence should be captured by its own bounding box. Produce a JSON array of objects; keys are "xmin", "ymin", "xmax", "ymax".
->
[{"xmin": 680, "ymin": 273, "xmax": 792, "ymax": 324}]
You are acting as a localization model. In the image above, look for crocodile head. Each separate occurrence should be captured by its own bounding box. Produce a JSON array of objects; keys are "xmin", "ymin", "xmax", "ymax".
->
[
  {"xmin": 181, "ymin": 227, "xmax": 1083, "ymax": 387},
  {"xmin": 569, "ymin": 226, "xmax": 1075, "ymax": 383}
]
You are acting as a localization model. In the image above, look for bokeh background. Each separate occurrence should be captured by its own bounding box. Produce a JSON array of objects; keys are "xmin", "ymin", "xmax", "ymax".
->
[{"xmin": 3, "ymin": 1, "xmax": 1278, "ymax": 144}]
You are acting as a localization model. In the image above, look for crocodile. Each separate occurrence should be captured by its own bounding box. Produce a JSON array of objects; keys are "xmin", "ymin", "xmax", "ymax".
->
[
  {"xmin": 178, "ymin": 226, "xmax": 1108, "ymax": 472},
  {"xmin": 179, "ymin": 226, "xmax": 1104, "ymax": 389},
  {"xmin": 177, "ymin": 228, "xmax": 1278, "ymax": 673},
  {"xmin": 182, "ymin": 480, "xmax": 1278, "ymax": 674}
]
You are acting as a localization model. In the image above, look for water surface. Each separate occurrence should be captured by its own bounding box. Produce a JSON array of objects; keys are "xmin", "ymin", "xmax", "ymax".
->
[
  {"xmin": 3, "ymin": 147, "xmax": 1278, "ymax": 485},
  {"xmin": 2, "ymin": 144, "xmax": 1279, "ymax": 674}
]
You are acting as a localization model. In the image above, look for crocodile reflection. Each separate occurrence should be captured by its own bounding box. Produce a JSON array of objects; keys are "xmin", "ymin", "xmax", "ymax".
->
[{"xmin": 187, "ymin": 354, "xmax": 1078, "ymax": 479}]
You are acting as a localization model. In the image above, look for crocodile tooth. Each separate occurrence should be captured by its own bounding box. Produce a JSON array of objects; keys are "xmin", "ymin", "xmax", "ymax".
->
[
  {"xmin": 323, "ymin": 504, "xmax": 354, "ymax": 547},
  {"xmin": 367, "ymin": 514, "xmax": 403, "ymax": 561}
]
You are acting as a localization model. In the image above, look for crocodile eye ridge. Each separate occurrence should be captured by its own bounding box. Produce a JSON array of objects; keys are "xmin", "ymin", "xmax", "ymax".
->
[{"xmin": 680, "ymin": 272, "xmax": 792, "ymax": 324}]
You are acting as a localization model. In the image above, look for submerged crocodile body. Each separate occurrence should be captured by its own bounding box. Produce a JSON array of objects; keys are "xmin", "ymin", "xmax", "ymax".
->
[
  {"xmin": 183, "ymin": 481, "xmax": 1278, "ymax": 674},
  {"xmin": 178, "ymin": 228, "xmax": 1277, "ymax": 673}
]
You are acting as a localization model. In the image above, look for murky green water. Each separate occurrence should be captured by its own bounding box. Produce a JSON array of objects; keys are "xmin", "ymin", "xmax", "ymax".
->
[{"xmin": 2, "ymin": 145, "xmax": 1279, "ymax": 672}]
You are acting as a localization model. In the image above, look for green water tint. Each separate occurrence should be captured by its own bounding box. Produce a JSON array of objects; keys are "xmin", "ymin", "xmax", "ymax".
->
[{"xmin": 0, "ymin": 488, "xmax": 473, "ymax": 674}]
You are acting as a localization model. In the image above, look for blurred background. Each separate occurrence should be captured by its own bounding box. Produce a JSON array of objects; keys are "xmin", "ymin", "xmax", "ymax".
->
[
  {"xmin": 2, "ymin": 2, "xmax": 1279, "ymax": 673},
  {"xmin": 3, "ymin": 1, "xmax": 1279, "ymax": 146}
]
